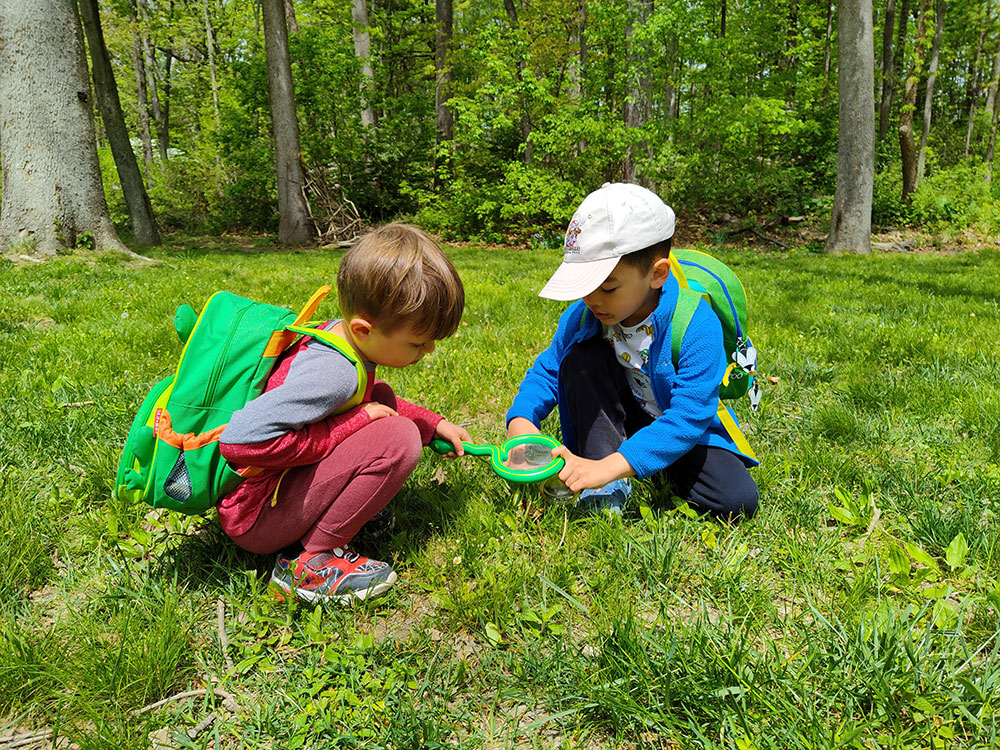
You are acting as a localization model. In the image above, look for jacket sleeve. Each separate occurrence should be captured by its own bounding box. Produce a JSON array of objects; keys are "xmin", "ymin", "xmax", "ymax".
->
[
  {"xmin": 617, "ymin": 302, "xmax": 725, "ymax": 478},
  {"xmin": 506, "ymin": 302, "xmax": 583, "ymax": 428},
  {"xmin": 220, "ymin": 407, "xmax": 373, "ymax": 468},
  {"xmin": 219, "ymin": 341, "xmax": 368, "ymax": 468},
  {"xmin": 386, "ymin": 382, "xmax": 443, "ymax": 445}
]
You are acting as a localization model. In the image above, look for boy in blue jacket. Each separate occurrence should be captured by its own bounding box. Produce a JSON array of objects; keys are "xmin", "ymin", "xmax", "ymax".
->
[{"xmin": 506, "ymin": 183, "xmax": 758, "ymax": 518}]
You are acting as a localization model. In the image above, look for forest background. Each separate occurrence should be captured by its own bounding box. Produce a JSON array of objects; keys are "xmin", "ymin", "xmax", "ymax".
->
[{"xmin": 13, "ymin": 0, "xmax": 1000, "ymax": 250}]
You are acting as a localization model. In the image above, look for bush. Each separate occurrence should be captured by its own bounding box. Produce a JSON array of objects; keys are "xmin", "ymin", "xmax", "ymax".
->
[{"xmin": 910, "ymin": 163, "xmax": 998, "ymax": 230}]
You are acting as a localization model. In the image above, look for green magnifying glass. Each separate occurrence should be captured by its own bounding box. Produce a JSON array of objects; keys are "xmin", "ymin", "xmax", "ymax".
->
[{"xmin": 429, "ymin": 433, "xmax": 578, "ymax": 503}]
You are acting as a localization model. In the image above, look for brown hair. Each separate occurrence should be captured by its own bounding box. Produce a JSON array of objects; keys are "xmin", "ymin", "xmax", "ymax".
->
[
  {"xmin": 618, "ymin": 237, "xmax": 672, "ymax": 274},
  {"xmin": 336, "ymin": 223, "xmax": 465, "ymax": 339}
]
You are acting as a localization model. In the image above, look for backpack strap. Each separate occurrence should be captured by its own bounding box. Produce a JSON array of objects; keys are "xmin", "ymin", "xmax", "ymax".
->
[
  {"xmin": 283, "ymin": 324, "xmax": 368, "ymax": 414},
  {"xmin": 670, "ymin": 287, "xmax": 704, "ymax": 370},
  {"xmin": 671, "ymin": 277, "xmax": 757, "ymax": 463},
  {"xmin": 262, "ymin": 286, "xmax": 333, "ymax": 358}
]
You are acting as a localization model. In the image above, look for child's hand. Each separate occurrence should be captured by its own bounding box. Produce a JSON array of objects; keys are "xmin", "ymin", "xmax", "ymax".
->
[
  {"xmin": 433, "ymin": 419, "xmax": 471, "ymax": 456},
  {"xmin": 550, "ymin": 446, "xmax": 635, "ymax": 493},
  {"xmin": 363, "ymin": 402, "xmax": 398, "ymax": 420}
]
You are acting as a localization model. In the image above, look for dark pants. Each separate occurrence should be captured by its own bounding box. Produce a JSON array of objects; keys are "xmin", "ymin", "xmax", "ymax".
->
[{"xmin": 559, "ymin": 336, "xmax": 758, "ymax": 520}]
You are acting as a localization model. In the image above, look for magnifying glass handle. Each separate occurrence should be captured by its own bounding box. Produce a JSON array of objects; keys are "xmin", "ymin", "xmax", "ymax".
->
[
  {"xmin": 430, "ymin": 438, "xmax": 459, "ymax": 454},
  {"xmin": 430, "ymin": 439, "xmax": 495, "ymax": 457}
]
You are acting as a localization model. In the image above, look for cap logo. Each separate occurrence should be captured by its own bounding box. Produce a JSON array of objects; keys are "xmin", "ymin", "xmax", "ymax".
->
[{"xmin": 564, "ymin": 218, "xmax": 585, "ymax": 254}]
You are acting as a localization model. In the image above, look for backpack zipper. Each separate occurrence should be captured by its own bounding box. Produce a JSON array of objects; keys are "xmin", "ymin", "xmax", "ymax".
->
[
  {"xmin": 204, "ymin": 305, "xmax": 249, "ymax": 404},
  {"xmin": 679, "ymin": 259, "xmax": 743, "ymax": 340}
]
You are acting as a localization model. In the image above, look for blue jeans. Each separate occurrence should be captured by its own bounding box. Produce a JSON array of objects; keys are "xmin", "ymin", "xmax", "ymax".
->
[{"xmin": 559, "ymin": 336, "xmax": 758, "ymax": 520}]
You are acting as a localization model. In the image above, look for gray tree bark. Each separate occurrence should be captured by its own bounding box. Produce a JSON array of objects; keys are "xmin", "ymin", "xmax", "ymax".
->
[
  {"xmin": 826, "ymin": 0, "xmax": 874, "ymax": 255},
  {"xmin": 503, "ymin": 0, "xmax": 532, "ymax": 163},
  {"xmin": 351, "ymin": 0, "xmax": 376, "ymax": 128},
  {"xmin": 435, "ymin": 0, "xmax": 454, "ymax": 143},
  {"xmin": 917, "ymin": 0, "xmax": 943, "ymax": 180},
  {"xmin": 129, "ymin": 20, "xmax": 155, "ymax": 177},
  {"xmin": 79, "ymin": 0, "xmax": 160, "ymax": 246},
  {"xmin": 284, "ymin": 0, "xmax": 298, "ymax": 34},
  {"xmin": 134, "ymin": 0, "xmax": 167, "ymax": 162},
  {"xmin": 899, "ymin": 0, "xmax": 930, "ymax": 201},
  {"xmin": 0, "ymin": 0, "xmax": 132, "ymax": 257},
  {"xmin": 260, "ymin": 0, "xmax": 313, "ymax": 244},
  {"xmin": 877, "ymin": 0, "xmax": 896, "ymax": 141},
  {"xmin": 204, "ymin": 0, "xmax": 221, "ymax": 131},
  {"xmin": 964, "ymin": 15, "xmax": 988, "ymax": 158},
  {"xmin": 623, "ymin": 0, "xmax": 652, "ymax": 183}
]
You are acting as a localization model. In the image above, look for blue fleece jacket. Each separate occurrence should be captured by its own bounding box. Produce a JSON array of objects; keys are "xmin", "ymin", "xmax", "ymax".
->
[{"xmin": 506, "ymin": 274, "xmax": 757, "ymax": 478}]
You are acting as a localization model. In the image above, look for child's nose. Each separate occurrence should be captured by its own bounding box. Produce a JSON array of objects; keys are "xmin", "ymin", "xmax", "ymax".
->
[{"xmin": 424, "ymin": 341, "xmax": 435, "ymax": 354}]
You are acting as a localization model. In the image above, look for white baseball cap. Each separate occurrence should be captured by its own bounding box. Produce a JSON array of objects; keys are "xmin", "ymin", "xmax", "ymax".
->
[{"xmin": 539, "ymin": 182, "xmax": 676, "ymax": 301}]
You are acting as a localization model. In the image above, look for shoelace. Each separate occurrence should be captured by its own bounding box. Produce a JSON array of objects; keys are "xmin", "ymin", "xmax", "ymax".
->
[{"xmin": 333, "ymin": 546, "xmax": 361, "ymax": 564}]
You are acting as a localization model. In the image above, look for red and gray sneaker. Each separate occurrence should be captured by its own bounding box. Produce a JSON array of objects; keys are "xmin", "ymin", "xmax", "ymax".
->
[{"xmin": 271, "ymin": 547, "xmax": 397, "ymax": 604}]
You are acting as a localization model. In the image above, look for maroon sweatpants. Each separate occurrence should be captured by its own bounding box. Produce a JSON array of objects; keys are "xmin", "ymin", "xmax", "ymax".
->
[{"xmin": 230, "ymin": 385, "xmax": 423, "ymax": 555}]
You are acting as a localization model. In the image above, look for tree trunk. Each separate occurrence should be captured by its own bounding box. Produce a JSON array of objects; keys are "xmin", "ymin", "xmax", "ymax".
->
[
  {"xmin": 822, "ymin": 0, "xmax": 834, "ymax": 101},
  {"xmin": 826, "ymin": 0, "xmax": 874, "ymax": 255},
  {"xmin": 965, "ymin": 22, "xmax": 988, "ymax": 157},
  {"xmin": 986, "ymin": 37, "xmax": 1000, "ymax": 176},
  {"xmin": 984, "ymin": 40, "xmax": 1000, "ymax": 126},
  {"xmin": 351, "ymin": 0, "xmax": 376, "ymax": 128},
  {"xmin": 899, "ymin": 0, "xmax": 930, "ymax": 201},
  {"xmin": 916, "ymin": 0, "xmax": 942, "ymax": 180},
  {"xmin": 0, "ymin": 0, "xmax": 131, "ymax": 256},
  {"xmin": 664, "ymin": 33, "xmax": 678, "ymax": 121},
  {"xmin": 79, "ymin": 0, "xmax": 160, "ymax": 246},
  {"xmin": 434, "ymin": 0, "xmax": 454, "ymax": 143},
  {"xmin": 260, "ymin": 0, "xmax": 313, "ymax": 244},
  {"xmin": 284, "ymin": 0, "xmax": 298, "ymax": 34},
  {"xmin": 623, "ymin": 0, "xmax": 652, "ymax": 183},
  {"xmin": 503, "ymin": 0, "xmax": 532, "ymax": 163},
  {"xmin": 204, "ymin": 0, "xmax": 221, "ymax": 131},
  {"xmin": 579, "ymin": 0, "xmax": 587, "ymax": 101},
  {"xmin": 720, "ymin": 0, "xmax": 726, "ymax": 38},
  {"xmin": 877, "ymin": 0, "xmax": 896, "ymax": 141},
  {"xmin": 129, "ymin": 24, "xmax": 154, "ymax": 178},
  {"xmin": 134, "ymin": 0, "xmax": 167, "ymax": 162}
]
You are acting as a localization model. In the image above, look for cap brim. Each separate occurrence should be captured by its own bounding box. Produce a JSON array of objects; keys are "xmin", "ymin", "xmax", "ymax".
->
[{"xmin": 538, "ymin": 256, "xmax": 621, "ymax": 301}]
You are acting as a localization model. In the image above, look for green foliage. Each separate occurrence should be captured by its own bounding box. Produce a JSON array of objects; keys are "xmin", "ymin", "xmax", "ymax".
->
[{"xmin": 911, "ymin": 163, "xmax": 1000, "ymax": 231}]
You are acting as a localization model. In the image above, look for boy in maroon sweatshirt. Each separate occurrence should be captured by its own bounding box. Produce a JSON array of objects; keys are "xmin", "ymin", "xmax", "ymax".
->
[{"xmin": 218, "ymin": 224, "xmax": 469, "ymax": 604}]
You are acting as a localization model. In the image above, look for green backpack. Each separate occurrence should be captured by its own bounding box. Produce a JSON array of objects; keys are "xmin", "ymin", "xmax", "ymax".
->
[
  {"xmin": 669, "ymin": 248, "xmax": 759, "ymax": 408},
  {"xmin": 115, "ymin": 286, "xmax": 366, "ymax": 514}
]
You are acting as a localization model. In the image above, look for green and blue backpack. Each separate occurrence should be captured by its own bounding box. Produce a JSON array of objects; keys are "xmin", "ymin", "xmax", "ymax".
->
[
  {"xmin": 668, "ymin": 248, "xmax": 759, "ymax": 460},
  {"xmin": 115, "ymin": 286, "xmax": 365, "ymax": 514}
]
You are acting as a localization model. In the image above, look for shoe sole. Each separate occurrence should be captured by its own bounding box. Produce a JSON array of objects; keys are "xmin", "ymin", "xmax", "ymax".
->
[{"xmin": 270, "ymin": 570, "xmax": 398, "ymax": 605}]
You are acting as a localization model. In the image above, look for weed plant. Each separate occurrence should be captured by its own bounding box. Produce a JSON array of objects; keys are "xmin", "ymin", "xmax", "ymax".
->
[{"xmin": 0, "ymin": 240, "xmax": 998, "ymax": 748}]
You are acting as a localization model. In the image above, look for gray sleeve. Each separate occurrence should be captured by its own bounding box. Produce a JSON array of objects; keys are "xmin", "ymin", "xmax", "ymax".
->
[{"xmin": 221, "ymin": 339, "xmax": 363, "ymax": 445}]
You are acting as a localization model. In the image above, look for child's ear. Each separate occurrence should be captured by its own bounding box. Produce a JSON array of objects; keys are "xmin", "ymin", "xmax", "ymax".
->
[
  {"xmin": 348, "ymin": 316, "xmax": 375, "ymax": 341},
  {"xmin": 649, "ymin": 257, "xmax": 671, "ymax": 289}
]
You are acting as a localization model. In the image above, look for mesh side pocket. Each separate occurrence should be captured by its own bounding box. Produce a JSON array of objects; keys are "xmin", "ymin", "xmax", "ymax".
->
[{"xmin": 164, "ymin": 453, "xmax": 193, "ymax": 503}]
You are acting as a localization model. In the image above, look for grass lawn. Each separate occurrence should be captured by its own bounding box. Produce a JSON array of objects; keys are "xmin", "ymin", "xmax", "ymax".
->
[{"xmin": 1, "ymin": 238, "xmax": 999, "ymax": 749}]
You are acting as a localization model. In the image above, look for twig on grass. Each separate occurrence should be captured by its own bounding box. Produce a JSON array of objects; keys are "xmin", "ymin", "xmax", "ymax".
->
[
  {"xmin": 557, "ymin": 509, "xmax": 568, "ymax": 550},
  {"xmin": 58, "ymin": 401, "xmax": 95, "ymax": 408},
  {"xmin": 187, "ymin": 712, "xmax": 217, "ymax": 740},
  {"xmin": 135, "ymin": 688, "xmax": 238, "ymax": 716},
  {"xmin": 751, "ymin": 229, "xmax": 792, "ymax": 249},
  {"xmin": 0, "ymin": 729, "xmax": 53, "ymax": 749},
  {"xmin": 217, "ymin": 598, "xmax": 234, "ymax": 673}
]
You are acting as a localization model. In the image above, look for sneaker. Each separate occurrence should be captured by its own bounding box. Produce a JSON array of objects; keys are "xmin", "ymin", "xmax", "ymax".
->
[
  {"xmin": 576, "ymin": 478, "xmax": 632, "ymax": 516},
  {"xmin": 271, "ymin": 547, "xmax": 397, "ymax": 604}
]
